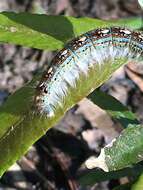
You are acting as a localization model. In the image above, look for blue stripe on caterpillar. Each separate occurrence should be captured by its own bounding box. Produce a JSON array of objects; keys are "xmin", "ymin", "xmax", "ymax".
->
[{"xmin": 34, "ymin": 27, "xmax": 143, "ymax": 117}]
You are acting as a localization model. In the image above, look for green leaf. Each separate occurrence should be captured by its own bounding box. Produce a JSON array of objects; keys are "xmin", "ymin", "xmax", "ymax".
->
[
  {"xmin": 105, "ymin": 124, "xmax": 143, "ymax": 171},
  {"xmin": 85, "ymin": 90, "xmax": 143, "ymax": 173},
  {"xmin": 0, "ymin": 13, "xmax": 142, "ymax": 177},
  {"xmin": 113, "ymin": 183, "xmax": 132, "ymax": 190},
  {"xmin": 85, "ymin": 90, "xmax": 143, "ymax": 174},
  {"xmin": 0, "ymin": 12, "xmax": 141, "ymax": 50},
  {"xmin": 79, "ymin": 164, "xmax": 143, "ymax": 186},
  {"xmin": 85, "ymin": 124, "xmax": 143, "ymax": 172},
  {"xmin": 88, "ymin": 90, "xmax": 139, "ymax": 128},
  {"xmin": 131, "ymin": 173, "xmax": 143, "ymax": 190},
  {"xmin": 79, "ymin": 91, "xmax": 140, "ymax": 185}
]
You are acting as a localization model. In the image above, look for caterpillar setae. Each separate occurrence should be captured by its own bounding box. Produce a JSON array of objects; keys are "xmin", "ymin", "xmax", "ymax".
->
[{"xmin": 34, "ymin": 27, "xmax": 143, "ymax": 117}]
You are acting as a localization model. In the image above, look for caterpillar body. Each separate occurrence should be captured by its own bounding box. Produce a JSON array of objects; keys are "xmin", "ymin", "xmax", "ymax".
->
[{"xmin": 35, "ymin": 27, "xmax": 143, "ymax": 117}]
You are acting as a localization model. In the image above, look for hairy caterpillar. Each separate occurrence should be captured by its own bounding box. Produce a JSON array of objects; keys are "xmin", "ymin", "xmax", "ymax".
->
[{"xmin": 34, "ymin": 27, "xmax": 143, "ymax": 117}]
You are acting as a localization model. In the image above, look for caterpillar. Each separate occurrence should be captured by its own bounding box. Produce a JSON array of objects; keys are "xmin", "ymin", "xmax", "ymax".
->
[{"xmin": 34, "ymin": 27, "xmax": 143, "ymax": 117}]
